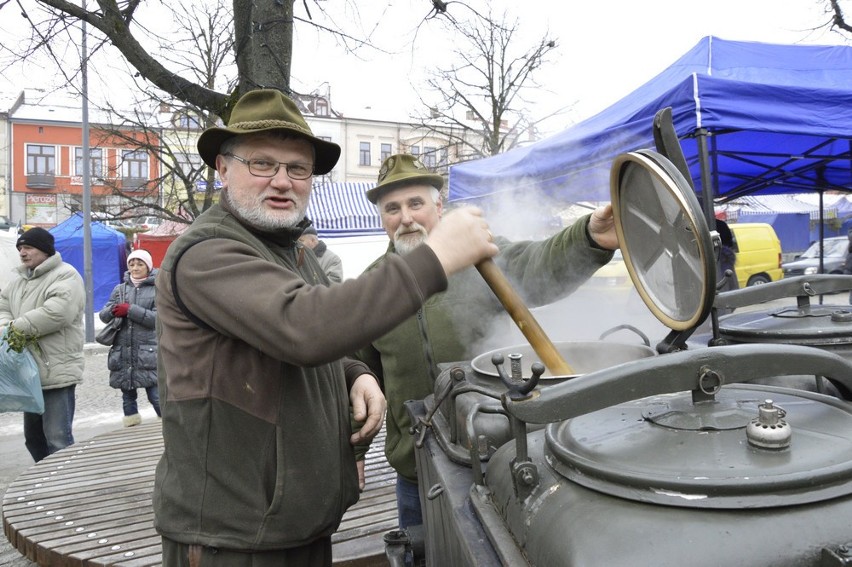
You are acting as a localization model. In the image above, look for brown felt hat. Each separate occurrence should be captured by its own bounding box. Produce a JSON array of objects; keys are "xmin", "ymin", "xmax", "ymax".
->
[
  {"xmin": 366, "ymin": 154, "xmax": 444, "ymax": 204},
  {"xmin": 197, "ymin": 89, "xmax": 341, "ymax": 175}
]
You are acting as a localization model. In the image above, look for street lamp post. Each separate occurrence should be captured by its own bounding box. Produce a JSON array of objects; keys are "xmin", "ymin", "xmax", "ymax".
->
[{"xmin": 81, "ymin": 0, "xmax": 95, "ymax": 341}]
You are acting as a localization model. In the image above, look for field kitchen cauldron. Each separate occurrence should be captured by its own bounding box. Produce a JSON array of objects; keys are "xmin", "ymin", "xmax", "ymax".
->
[{"xmin": 384, "ymin": 109, "xmax": 852, "ymax": 567}]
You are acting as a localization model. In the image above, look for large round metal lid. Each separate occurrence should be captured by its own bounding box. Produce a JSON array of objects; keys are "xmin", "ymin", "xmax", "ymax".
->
[
  {"xmin": 545, "ymin": 385, "xmax": 852, "ymax": 508},
  {"xmin": 610, "ymin": 150, "xmax": 716, "ymax": 330},
  {"xmin": 719, "ymin": 303, "xmax": 852, "ymax": 346}
]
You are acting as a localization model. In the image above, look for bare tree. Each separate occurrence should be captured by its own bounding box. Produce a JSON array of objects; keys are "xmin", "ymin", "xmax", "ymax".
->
[
  {"xmin": 410, "ymin": 8, "xmax": 559, "ymax": 164},
  {"xmin": 3, "ymin": 0, "xmax": 416, "ymax": 122},
  {"xmin": 3, "ymin": 0, "xmax": 553, "ymax": 218},
  {"xmin": 7, "ymin": 0, "xmax": 290, "ymax": 120},
  {"xmin": 826, "ymin": 0, "xmax": 852, "ymax": 33},
  {"xmin": 43, "ymin": 0, "xmax": 236, "ymax": 223}
]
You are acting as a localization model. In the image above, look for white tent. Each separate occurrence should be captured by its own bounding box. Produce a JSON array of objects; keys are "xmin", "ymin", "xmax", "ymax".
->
[{"xmin": 0, "ymin": 230, "xmax": 20, "ymax": 290}]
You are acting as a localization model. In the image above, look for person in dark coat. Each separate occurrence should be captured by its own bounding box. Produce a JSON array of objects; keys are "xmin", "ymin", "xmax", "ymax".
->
[
  {"xmin": 99, "ymin": 248, "xmax": 160, "ymax": 426},
  {"xmin": 714, "ymin": 219, "xmax": 739, "ymax": 315}
]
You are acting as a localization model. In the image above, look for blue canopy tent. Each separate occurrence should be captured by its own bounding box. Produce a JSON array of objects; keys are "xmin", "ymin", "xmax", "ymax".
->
[
  {"xmin": 722, "ymin": 195, "xmax": 847, "ymax": 253},
  {"xmin": 449, "ymin": 37, "xmax": 852, "ymax": 226},
  {"xmin": 50, "ymin": 213, "xmax": 127, "ymax": 311}
]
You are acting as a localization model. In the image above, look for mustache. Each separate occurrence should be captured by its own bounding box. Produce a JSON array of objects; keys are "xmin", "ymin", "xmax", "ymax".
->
[{"xmin": 394, "ymin": 223, "xmax": 428, "ymax": 239}]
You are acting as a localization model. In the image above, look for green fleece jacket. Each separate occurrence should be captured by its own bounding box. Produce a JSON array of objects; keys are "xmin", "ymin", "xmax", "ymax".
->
[
  {"xmin": 354, "ymin": 214, "xmax": 613, "ymax": 481},
  {"xmin": 153, "ymin": 203, "xmax": 449, "ymax": 551}
]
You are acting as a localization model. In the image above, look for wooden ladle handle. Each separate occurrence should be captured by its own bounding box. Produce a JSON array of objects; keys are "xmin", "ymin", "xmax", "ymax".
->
[{"xmin": 476, "ymin": 259, "xmax": 575, "ymax": 376}]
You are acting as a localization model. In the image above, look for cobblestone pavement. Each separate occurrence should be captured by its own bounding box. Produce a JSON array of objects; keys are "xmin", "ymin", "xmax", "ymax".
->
[{"xmin": 0, "ymin": 343, "xmax": 161, "ymax": 566}]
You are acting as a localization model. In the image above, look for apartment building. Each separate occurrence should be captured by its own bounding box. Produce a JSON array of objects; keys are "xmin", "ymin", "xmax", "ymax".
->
[
  {"xmin": 292, "ymin": 92, "xmax": 463, "ymax": 189},
  {"xmin": 1, "ymin": 89, "xmax": 160, "ymax": 227}
]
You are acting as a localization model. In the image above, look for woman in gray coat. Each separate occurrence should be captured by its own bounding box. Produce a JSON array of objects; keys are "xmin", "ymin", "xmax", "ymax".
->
[{"xmin": 99, "ymin": 249, "xmax": 160, "ymax": 426}]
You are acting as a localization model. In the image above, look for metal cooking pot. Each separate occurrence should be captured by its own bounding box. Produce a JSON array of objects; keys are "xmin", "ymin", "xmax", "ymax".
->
[
  {"xmin": 477, "ymin": 343, "xmax": 852, "ymax": 567},
  {"xmin": 424, "ymin": 340, "xmax": 654, "ymax": 467},
  {"xmin": 714, "ymin": 275, "xmax": 852, "ymax": 356},
  {"xmin": 701, "ymin": 274, "xmax": 852, "ymax": 398}
]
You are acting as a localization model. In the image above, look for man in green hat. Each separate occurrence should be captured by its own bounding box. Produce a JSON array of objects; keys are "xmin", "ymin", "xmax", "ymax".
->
[
  {"xmin": 354, "ymin": 153, "xmax": 618, "ymax": 534},
  {"xmin": 152, "ymin": 90, "xmax": 500, "ymax": 566}
]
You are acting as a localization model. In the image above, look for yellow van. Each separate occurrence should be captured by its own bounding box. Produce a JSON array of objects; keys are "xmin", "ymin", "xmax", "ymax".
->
[{"xmin": 728, "ymin": 223, "xmax": 783, "ymax": 287}]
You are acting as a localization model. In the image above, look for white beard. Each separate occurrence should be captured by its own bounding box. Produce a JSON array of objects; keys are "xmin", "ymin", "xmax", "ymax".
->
[{"xmin": 394, "ymin": 224, "xmax": 428, "ymax": 256}]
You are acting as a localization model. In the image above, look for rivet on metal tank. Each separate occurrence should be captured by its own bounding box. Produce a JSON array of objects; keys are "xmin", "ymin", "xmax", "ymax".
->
[{"xmin": 746, "ymin": 399, "xmax": 792, "ymax": 449}]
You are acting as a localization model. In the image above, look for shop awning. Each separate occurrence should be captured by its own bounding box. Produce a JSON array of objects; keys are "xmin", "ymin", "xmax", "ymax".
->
[{"xmin": 307, "ymin": 182, "xmax": 384, "ymax": 238}]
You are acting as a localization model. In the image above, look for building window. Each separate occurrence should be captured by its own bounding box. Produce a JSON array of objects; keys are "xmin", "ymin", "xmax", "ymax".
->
[
  {"xmin": 439, "ymin": 148, "xmax": 448, "ymax": 167},
  {"xmin": 176, "ymin": 112, "xmax": 201, "ymax": 129},
  {"xmin": 121, "ymin": 149, "xmax": 148, "ymax": 189},
  {"xmin": 359, "ymin": 142, "xmax": 371, "ymax": 166},
  {"xmin": 410, "ymin": 146, "xmax": 420, "ymax": 157},
  {"xmin": 380, "ymin": 143, "xmax": 392, "ymax": 162},
  {"xmin": 422, "ymin": 146, "xmax": 437, "ymax": 168},
  {"xmin": 315, "ymin": 99, "xmax": 329, "ymax": 117},
  {"xmin": 26, "ymin": 144, "xmax": 56, "ymax": 188},
  {"xmin": 174, "ymin": 152, "xmax": 203, "ymax": 178},
  {"xmin": 122, "ymin": 149, "xmax": 147, "ymax": 178},
  {"xmin": 74, "ymin": 147, "xmax": 103, "ymax": 178},
  {"xmin": 26, "ymin": 144, "xmax": 55, "ymax": 175}
]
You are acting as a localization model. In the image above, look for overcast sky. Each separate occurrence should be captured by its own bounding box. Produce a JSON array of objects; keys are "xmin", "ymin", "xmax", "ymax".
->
[
  {"xmin": 1, "ymin": 0, "xmax": 848, "ymax": 137},
  {"xmin": 290, "ymin": 0, "xmax": 848, "ymax": 135}
]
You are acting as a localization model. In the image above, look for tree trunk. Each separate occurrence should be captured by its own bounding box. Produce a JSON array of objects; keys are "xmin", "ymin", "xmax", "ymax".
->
[{"xmin": 233, "ymin": 0, "xmax": 294, "ymax": 96}]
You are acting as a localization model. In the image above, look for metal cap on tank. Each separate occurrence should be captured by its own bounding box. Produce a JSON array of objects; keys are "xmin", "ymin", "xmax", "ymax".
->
[
  {"xmin": 746, "ymin": 399, "xmax": 792, "ymax": 449},
  {"xmin": 544, "ymin": 385, "xmax": 852, "ymax": 509}
]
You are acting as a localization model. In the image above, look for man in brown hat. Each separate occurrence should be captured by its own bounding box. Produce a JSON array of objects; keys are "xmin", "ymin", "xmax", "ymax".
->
[
  {"xmin": 354, "ymin": 153, "xmax": 619, "ymax": 535},
  {"xmin": 152, "ymin": 90, "xmax": 499, "ymax": 566}
]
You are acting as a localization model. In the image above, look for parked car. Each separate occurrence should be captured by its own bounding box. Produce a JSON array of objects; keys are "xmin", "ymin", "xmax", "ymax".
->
[
  {"xmin": 782, "ymin": 236, "xmax": 849, "ymax": 277},
  {"xmin": 0, "ymin": 216, "xmax": 14, "ymax": 232},
  {"xmin": 132, "ymin": 216, "xmax": 162, "ymax": 232},
  {"xmin": 729, "ymin": 223, "xmax": 783, "ymax": 286}
]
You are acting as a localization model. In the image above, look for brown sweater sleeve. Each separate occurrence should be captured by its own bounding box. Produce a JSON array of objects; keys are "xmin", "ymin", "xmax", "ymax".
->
[
  {"xmin": 343, "ymin": 357, "xmax": 379, "ymax": 392},
  {"xmin": 175, "ymin": 239, "xmax": 448, "ymax": 367}
]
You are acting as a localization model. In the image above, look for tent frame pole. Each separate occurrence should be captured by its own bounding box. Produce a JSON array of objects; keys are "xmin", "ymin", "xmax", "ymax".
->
[{"xmin": 696, "ymin": 129, "xmax": 715, "ymax": 226}]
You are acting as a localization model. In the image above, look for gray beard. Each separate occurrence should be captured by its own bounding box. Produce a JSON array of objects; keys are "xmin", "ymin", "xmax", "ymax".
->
[
  {"xmin": 394, "ymin": 233, "xmax": 427, "ymax": 256},
  {"xmin": 222, "ymin": 189, "xmax": 305, "ymax": 231}
]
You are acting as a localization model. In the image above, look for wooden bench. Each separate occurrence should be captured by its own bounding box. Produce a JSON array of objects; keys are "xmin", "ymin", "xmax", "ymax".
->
[{"xmin": 2, "ymin": 421, "xmax": 396, "ymax": 566}]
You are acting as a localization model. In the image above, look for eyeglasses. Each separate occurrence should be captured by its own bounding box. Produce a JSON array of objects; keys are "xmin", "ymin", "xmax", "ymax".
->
[{"xmin": 225, "ymin": 154, "xmax": 314, "ymax": 180}]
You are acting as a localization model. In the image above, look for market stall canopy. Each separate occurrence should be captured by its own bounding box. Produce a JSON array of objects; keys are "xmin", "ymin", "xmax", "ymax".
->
[
  {"xmin": 306, "ymin": 182, "xmax": 383, "ymax": 238},
  {"xmin": 134, "ymin": 220, "xmax": 189, "ymax": 269},
  {"xmin": 448, "ymin": 36, "xmax": 852, "ymax": 206},
  {"xmin": 49, "ymin": 213, "xmax": 127, "ymax": 311}
]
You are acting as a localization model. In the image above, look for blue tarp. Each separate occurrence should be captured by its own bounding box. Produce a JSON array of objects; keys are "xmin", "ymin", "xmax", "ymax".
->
[
  {"xmin": 449, "ymin": 37, "xmax": 852, "ymax": 205},
  {"xmin": 50, "ymin": 213, "xmax": 127, "ymax": 311},
  {"xmin": 735, "ymin": 213, "xmax": 812, "ymax": 253}
]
